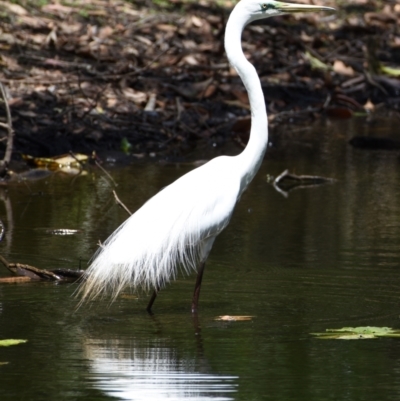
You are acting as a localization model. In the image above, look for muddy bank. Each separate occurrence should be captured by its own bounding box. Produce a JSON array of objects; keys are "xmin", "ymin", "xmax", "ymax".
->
[{"xmin": 0, "ymin": 0, "xmax": 399, "ymax": 161}]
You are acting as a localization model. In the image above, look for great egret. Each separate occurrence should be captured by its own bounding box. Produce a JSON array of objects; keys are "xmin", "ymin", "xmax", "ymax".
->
[{"xmin": 78, "ymin": 0, "xmax": 334, "ymax": 313}]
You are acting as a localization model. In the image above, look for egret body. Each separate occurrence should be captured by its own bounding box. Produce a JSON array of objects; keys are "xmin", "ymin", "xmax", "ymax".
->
[{"xmin": 78, "ymin": 0, "xmax": 334, "ymax": 312}]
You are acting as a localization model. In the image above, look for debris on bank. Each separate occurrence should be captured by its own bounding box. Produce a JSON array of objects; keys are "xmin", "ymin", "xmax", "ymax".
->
[{"xmin": 0, "ymin": 0, "xmax": 399, "ymax": 159}]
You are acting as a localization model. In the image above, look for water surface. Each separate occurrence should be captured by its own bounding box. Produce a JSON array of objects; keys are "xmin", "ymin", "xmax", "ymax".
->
[{"xmin": 1, "ymin": 117, "xmax": 400, "ymax": 400}]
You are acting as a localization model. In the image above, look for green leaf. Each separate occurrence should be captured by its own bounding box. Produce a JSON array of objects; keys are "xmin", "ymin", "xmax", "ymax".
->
[
  {"xmin": 380, "ymin": 65, "xmax": 400, "ymax": 77},
  {"xmin": 0, "ymin": 339, "xmax": 27, "ymax": 347},
  {"xmin": 121, "ymin": 138, "xmax": 132, "ymax": 154},
  {"xmin": 311, "ymin": 327, "xmax": 400, "ymax": 340},
  {"xmin": 304, "ymin": 51, "xmax": 331, "ymax": 71}
]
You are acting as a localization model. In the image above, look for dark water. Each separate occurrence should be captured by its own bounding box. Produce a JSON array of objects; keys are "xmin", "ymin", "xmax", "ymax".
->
[{"xmin": 1, "ymin": 117, "xmax": 400, "ymax": 400}]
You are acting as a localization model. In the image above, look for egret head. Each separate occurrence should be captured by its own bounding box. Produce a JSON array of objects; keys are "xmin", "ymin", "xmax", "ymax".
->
[{"xmin": 239, "ymin": 0, "xmax": 335, "ymax": 22}]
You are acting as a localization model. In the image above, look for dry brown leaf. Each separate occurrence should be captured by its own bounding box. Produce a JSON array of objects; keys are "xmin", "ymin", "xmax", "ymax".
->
[
  {"xmin": 0, "ymin": 1, "xmax": 27, "ymax": 15},
  {"xmin": 202, "ymin": 84, "xmax": 217, "ymax": 98},
  {"xmin": 0, "ymin": 277, "xmax": 32, "ymax": 283},
  {"xmin": 17, "ymin": 110, "xmax": 37, "ymax": 118},
  {"xmin": 117, "ymin": 5, "xmax": 140, "ymax": 17},
  {"xmin": 144, "ymin": 93, "xmax": 156, "ymax": 111},
  {"xmin": 365, "ymin": 12, "xmax": 397, "ymax": 24},
  {"xmin": 99, "ymin": 26, "xmax": 114, "ymax": 39},
  {"xmin": 87, "ymin": 9, "xmax": 108, "ymax": 17},
  {"xmin": 181, "ymin": 55, "xmax": 200, "ymax": 66},
  {"xmin": 268, "ymin": 72, "xmax": 291, "ymax": 83},
  {"xmin": 123, "ymin": 88, "xmax": 147, "ymax": 104},
  {"xmin": 214, "ymin": 315, "xmax": 254, "ymax": 321},
  {"xmin": 300, "ymin": 31, "xmax": 313, "ymax": 42},
  {"xmin": 364, "ymin": 99, "xmax": 375, "ymax": 111},
  {"xmin": 333, "ymin": 60, "xmax": 355, "ymax": 76},
  {"xmin": 120, "ymin": 294, "xmax": 139, "ymax": 300},
  {"xmin": 17, "ymin": 15, "xmax": 51, "ymax": 29},
  {"xmin": 42, "ymin": 4, "xmax": 73, "ymax": 15},
  {"xmin": 156, "ymin": 24, "xmax": 177, "ymax": 32},
  {"xmin": 136, "ymin": 35, "xmax": 152, "ymax": 47},
  {"xmin": 168, "ymin": 77, "xmax": 214, "ymax": 99},
  {"xmin": 22, "ymin": 153, "xmax": 88, "ymax": 170},
  {"xmin": 347, "ymin": 16, "xmax": 363, "ymax": 27},
  {"xmin": 0, "ymin": 55, "xmax": 20, "ymax": 70}
]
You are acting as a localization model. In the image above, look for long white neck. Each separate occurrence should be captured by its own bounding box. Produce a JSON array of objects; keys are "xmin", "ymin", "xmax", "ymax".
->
[{"xmin": 225, "ymin": 6, "xmax": 269, "ymax": 194}]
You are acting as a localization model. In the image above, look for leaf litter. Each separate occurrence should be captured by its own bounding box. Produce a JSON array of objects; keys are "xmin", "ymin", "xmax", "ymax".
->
[{"xmin": 0, "ymin": 0, "xmax": 399, "ymax": 160}]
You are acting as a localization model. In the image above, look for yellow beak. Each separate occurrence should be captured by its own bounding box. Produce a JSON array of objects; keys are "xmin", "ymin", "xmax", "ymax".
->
[{"xmin": 275, "ymin": 1, "xmax": 335, "ymax": 13}]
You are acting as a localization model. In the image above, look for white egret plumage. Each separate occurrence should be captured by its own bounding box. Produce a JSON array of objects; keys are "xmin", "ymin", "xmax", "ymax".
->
[{"xmin": 78, "ymin": 0, "xmax": 334, "ymax": 313}]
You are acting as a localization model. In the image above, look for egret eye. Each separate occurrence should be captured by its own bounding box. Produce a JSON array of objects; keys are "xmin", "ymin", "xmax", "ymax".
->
[{"xmin": 261, "ymin": 3, "xmax": 274, "ymax": 11}]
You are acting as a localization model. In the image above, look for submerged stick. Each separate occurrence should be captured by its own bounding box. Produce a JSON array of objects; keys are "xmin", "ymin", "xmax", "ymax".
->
[{"xmin": 0, "ymin": 254, "xmax": 84, "ymax": 283}]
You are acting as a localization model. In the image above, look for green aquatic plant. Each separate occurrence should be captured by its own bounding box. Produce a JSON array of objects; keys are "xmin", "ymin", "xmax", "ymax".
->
[
  {"xmin": 311, "ymin": 327, "xmax": 400, "ymax": 340},
  {"xmin": 0, "ymin": 339, "xmax": 27, "ymax": 366},
  {"xmin": 0, "ymin": 339, "xmax": 27, "ymax": 347}
]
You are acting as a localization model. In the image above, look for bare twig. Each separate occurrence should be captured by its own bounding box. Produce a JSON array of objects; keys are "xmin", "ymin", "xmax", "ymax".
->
[
  {"xmin": 112, "ymin": 190, "xmax": 132, "ymax": 216},
  {"xmin": 0, "ymin": 219, "xmax": 4, "ymax": 243},
  {"xmin": 68, "ymin": 151, "xmax": 85, "ymax": 171},
  {"xmin": 94, "ymin": 159, "xmax": 118, "ymax": 187},
  {"xmin": 0, "ymin": 83, "xmax": 14, "ymax": 175},
  {"xmin": 0, "ymin": 254, "xmax": 9, "ymax": 269}
]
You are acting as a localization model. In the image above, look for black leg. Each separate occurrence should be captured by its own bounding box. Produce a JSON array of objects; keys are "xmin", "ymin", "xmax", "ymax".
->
[
  {"xmin": 191, "ymin": 262, "xmax": 206, "ymax": 314},
  {"xmin": 146, "ymin": 287, "xmax": 159, "ymax": 313}
]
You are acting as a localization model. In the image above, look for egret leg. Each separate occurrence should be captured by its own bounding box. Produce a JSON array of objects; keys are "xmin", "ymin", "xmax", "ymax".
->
[
  {"xmin": 191, "ymin": 262, "xmax": 206, "ymax": 314},
  {"xmin": 146, "ymin": 287, "xmax": 159, "ymax": 313}
]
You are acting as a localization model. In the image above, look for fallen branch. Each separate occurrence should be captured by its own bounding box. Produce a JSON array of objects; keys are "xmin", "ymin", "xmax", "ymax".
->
[
  {"xmin": 0, "ymin": 254, "xmax": 84, "ymax": 283},
  {"xmin": 270, "ymin": 169, "xmax": 336, "ymax": 197},
  {"xmin": 274, "ymin": 170, "xmax": 336, "ymax": 186}
]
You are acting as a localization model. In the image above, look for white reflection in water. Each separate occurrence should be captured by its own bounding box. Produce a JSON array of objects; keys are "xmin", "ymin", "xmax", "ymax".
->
[{"xmin": 84, "ymin": 339, "xmax": 237, "ymax": 401}]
